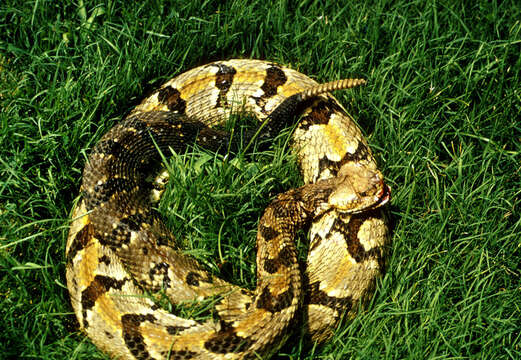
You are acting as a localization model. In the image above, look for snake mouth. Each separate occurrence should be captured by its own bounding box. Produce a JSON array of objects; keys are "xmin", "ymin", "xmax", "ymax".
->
[
  {"xmin": 350, "ymin": 183, "xmax": 391, "ymax": 214},
  {"xmin": 327, "ymin": 172, "xmax": 392, "ymax": 215},
  {"xmin": 374, "ymin": 183, "xmax": 391, "ymax": 208}
]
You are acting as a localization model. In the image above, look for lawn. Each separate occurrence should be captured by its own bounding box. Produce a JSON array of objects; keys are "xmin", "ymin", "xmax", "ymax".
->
[{"xmin": 1, "ymin": 1, "xmax": 520, "ymax": 359}]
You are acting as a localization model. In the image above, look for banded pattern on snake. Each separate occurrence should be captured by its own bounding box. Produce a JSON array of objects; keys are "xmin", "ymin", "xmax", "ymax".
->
[{"xmin": 66, "ymin": 59, "xmax": 390, "ymax": 359}]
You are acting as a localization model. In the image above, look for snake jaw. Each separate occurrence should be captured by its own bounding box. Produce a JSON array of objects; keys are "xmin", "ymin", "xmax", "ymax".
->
[
  {"xmin": 327, "ymin": 162, "xmax": 390, "ymax": 213},
  {"xmin": 331, "ymin": 180, "xmax": 390, "ymax": 214},
  {"xmin": 376, "ymin": 183, "xmax": 391, "ymax": 207}
]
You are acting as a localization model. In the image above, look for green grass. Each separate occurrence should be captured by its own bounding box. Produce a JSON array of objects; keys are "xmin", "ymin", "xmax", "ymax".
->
[{"xmin": 1, "ymin": 0, "xmax": 520, "ymax": 359}]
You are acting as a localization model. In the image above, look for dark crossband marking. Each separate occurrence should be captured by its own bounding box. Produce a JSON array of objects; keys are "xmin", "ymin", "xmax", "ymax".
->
[
  {"xmin": 161, "ymin": 349, "xmax": 197, "ymax": 359},
  {"xmin": 327, "ymin": 209, "xmax": 383, "ymax": 263},
  {"xmin": 318, "ymin": 156, "xmax": 341, "ymax": 176},
  {"xmin": 316, "ymin": 142, "xmax": 371, "ymax": 179},
  {"xmin": 252, "ymin": 65, "xmax": 288, "ymax": 114},
  {"xmin": 67, "ymin": 222, "xmax": 93, "ymax": 263},
  {"xmin": 166, "ymin": 325, "xmax": 190, "ymax": 335},
  {"xmin": 256, "ymin": 283, "xmax": 295, "ymax": 313},
  {"xmin": 121, "ymin": 313, "xmax": 157, "ymax": 360},
  {"xmin": 306, "ymin": 281, "xmax": 353, "ymax": 314},
  {"xmin": 299, "ymin": 100, "xmax": 335, "ymax": 130},
  {"xmin": 149, "ymin": 262, "xmax": 172, "ymax": 289},
  {"xmin": 345, "ymin": 216, "xmax": 365, "ymax": 262},
  {"xmin": 212, "ymin": 63, "xmax": 237, "ymax": 108},
  {"xmin": 263, "ymin": 259, "xmax": 279, "ymax": 274},
  {"xmin": 340, "ymin": 141, "xmax": 370, "ymax": 164},
  {"xmin": 259, "ymin": 224, "xmax": 280, "ymax": 242},
  {"xmin": 185, "ymin": 271, "xmax": 214, "ymax": 287},
  {"xmin": 158, "ymin": 86, "xmax": 186, "ymax": 113},
  {"xmin": 99, "ymin": 255, "xmax": 111, "ymax": 265},
  {"xmin": 97, "ymin": 212, "xmax": 150, "ymax": 247},
  {"xmin": 262, "ymin": 66, "xmax": 287, "ymax": 97},
  {"xmin": 262, "ymin": 246, "xmax": 294, "ymax": 274},
  {"xmin": 346, "ymin": 213, "xmax": 381, "ymax": 263},
  {"xmin": 81, "ymin": 275, "xmax": 128, "ymax": 327},
  {"xmin": 204, "ymin": 329, "xmax": 252, "ymax": 354}
]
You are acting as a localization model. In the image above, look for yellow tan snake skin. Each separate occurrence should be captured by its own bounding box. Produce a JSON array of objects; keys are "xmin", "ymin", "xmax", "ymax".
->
[{"xmin": 66, "ymin": 59, "xmax": 390, "ymax": 360}]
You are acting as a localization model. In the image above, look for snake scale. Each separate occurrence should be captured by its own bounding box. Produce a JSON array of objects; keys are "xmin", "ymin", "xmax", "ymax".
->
[{"xmin": 66, "ymin": 59, "xmax": 391, "ymax": 360}]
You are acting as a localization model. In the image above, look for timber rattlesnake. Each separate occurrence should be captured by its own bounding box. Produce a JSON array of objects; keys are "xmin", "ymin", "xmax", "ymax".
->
[{"xmin": 66, "ymin": 59, "xmax": 390, "ymax": 359}]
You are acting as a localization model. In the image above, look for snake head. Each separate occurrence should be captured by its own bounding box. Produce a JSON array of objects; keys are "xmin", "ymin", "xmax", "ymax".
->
[{"xmin": 328, "ymin": 162, "xmax": 390, "ymax": 213}]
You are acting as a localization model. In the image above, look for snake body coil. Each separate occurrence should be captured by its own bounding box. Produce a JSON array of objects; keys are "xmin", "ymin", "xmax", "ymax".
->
[{"xmin": 66, "ymin": 59, "xmax": 390, "ymax": 359}]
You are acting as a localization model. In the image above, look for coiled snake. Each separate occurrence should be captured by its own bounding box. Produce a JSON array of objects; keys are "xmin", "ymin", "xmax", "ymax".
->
[{"xmin": 66, "ymin": 59, "xmax": 390, "ymax": 360}]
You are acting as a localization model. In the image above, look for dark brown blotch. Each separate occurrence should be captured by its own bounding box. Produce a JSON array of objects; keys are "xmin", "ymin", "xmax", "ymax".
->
[
  {"xmin": 306, "ymin": 281, "xmax": 353, "ymax": 314},
  {"xmin": 277, "ymin": 246, "xmax": 295, "ymax": 267},
  {"xmin": 255, "ymin": 284, "xmax": 294, "ymax": 313},
  {"xmin": 162, "ymin": 349, "xmax": 197, "ymax": 360},
  {"xmin": 262, "ymin": 246, "xmax": 294, "ymax": 274},
  {"xmin": 318, "ymin": 155, "xmax": 340, "ymax": 176},
  {"xmin": 185, "ymin": 271, "xmax": 213, "ymax": 287},
  {"xmin": 157, "ymin": 86, "xmax": 186, "ymax": 114},
  {"xmin": 340, "ymin": 141, "xmax": 370, "ymax": 164},
  {"xmin": 345, "ymin": 215, "xmax": 365, "ymax": 262},
  {"xmin": 256, "ymin": 286, "xmax": 273, "ymax": 311},
  {"xmin": 99, "ymin": 254, "xmax": 111, "ymax": 265},
  {"xmin": 121, "ymin": 313, "xmax": 156, "ymax": 360},
  {"xmin": 259, "ymin": 224, "xmax": 280, "ymax": 242},
  {"xmin": 81, "ymin": 275, "xmax": 127, "ymax": 311},
  {"xmin": 66, "ymin": 223, "xmax": 94, "ymax": 263},
  {"xmin": 299, "ymin": 100, "xmax": 333, "ymax": 130},
  {"xmin": 80, "ymin": 275, "xmax": 128, "ymax": 327},
  {"xmin": 251, "ymin": 66, "xmax": 288, "ymax": 114},
  {"xmin": 261, "ymin": 66, "xmax": 287, "ymax": 97},
  {"xmin": 148, "ymin": 262, "xmax": 171, "ymax": 289},
  {"xmin": 274, "ymin": 287, "xmax": 294, "ymax": 313},
  {"xmin": 204, "ymin": 330, "xmax": 252, "ymax": 354},
  {"xmin": 331, "ymin": 210, "xmax": 383, "ymax": 264},
  {"xmin": 298, "ymin": 98, "xmax": 347, "ymax": 131},
  {"xmin": 263, "ymin": 258, "xmax": 279, "ymax": 274},
  {"xmin": 185, "ymin": 272, "xmax": 200, "ymax": 286},
  {"xmin": 213, "ymin": 63, "xmax": 237, "ymax": 108},
  {"xmin": 213, "ymin": 64, "xmax": 236, "ymax": 90},
  {"xmin": 166, "ymin": 325, "xmax": 189, "ymax": 335}
]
